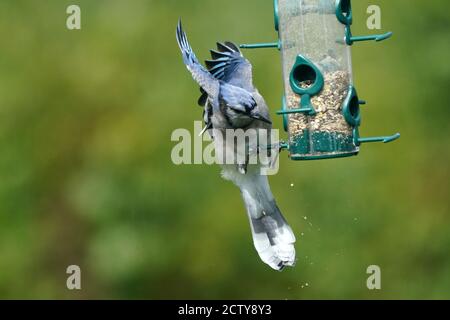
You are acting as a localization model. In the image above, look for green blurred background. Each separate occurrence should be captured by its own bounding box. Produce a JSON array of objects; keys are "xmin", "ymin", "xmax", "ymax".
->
[{"xmin": 0, "ymin": 0, "xmax": 448, "ymax": 299}]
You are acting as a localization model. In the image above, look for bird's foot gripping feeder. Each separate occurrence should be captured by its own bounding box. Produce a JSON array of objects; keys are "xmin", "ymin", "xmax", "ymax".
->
[{"xmin": 241, "ymin": 0, "xmax": 400, "ymax": 160}]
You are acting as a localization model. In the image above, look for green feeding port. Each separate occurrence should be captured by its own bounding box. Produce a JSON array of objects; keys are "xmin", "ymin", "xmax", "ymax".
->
[
  {"xmin": 288, "ymin": 54, "xmax": 325, "ymax": 116},
  {"xmin": 335, "ymin": 0, "xmax": 393, "ymax": 45},
  {"xmin": 336, "ymin": 0, "xmax": 353, "ymax": 25},
  {"xmin": 292, "ymin": 65, "xmax": 315, "ymax": 87},
  {"xmin": 344, "ymin": 86, "xmax": 400, "ymax": 147},
  {"xmin": 241, "ymin": 0, "xmax": 399, "ymax": 161},
  {"xmin": 290, "ymin": 55, "xmax": 324, "ymax": 96},
  {"xmin": 343, "ymin": 86, "xmax": 361, "ymax": 127}
]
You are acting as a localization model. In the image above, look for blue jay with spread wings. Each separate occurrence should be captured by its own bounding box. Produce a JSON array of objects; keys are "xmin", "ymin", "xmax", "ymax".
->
[{"xmin": 176, "ymin": 20, "xmax": 296, "ymax": 270}]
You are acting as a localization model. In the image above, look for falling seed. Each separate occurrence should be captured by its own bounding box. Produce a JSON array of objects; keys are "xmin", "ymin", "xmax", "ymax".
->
[
  {"xmin": 304, "ymin": 216, "xmax": 308, "ymax": 220},
  {"xmin": 305, "ymin": 283, "xmax": 309, "ymax": 287},
  {"xmin": 290, "ymin": 183, "xmax": 294, "ymax": 187}
]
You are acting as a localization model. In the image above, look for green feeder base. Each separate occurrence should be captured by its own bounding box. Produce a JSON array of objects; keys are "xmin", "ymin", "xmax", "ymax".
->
[{"xmin": 289, "ymin": 130, "xmax": 359, "ymax": 161}]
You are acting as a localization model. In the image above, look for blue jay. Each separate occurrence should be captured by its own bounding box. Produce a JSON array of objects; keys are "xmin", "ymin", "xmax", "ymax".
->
[{"xmin": 176, "ymin": 20, "xmax": 296, "ymax": 270}]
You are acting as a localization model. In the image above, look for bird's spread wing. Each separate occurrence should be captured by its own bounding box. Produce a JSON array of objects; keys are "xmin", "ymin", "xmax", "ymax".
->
[
  {"xmin": 206, "ymin": 42, "xmax": 245, "ymax": 81},
  {"xmin": 220, "ymin": 83, "xmax": 256, "ymax": 113},
  {"xmin": 197, "ymin": 41, "xmax": 247, "ymax": 106},
  {"xmin": 176, "ymin": 20, "xmax": 219, "ymax": 99},
  {"xmin": 176, "ymin": 20, "xmax": 269, "ymax": 130}
]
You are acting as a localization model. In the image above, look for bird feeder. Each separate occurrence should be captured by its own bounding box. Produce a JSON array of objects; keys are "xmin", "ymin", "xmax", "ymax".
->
[{"xmin": 241, "ymin": 0, "xmax": 400, "ymax": 160}]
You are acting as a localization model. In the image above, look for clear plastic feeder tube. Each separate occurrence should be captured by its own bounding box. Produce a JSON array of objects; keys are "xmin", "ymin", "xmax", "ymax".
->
[{"xmin": 278, "ymin": 0, "xmax": 358, "ymax": 160}]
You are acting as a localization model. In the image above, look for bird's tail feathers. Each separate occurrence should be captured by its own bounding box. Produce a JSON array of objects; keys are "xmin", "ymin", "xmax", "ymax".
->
[{"xmin": 224, "ymin": 169, "xmax": 296, "ymax": 271}]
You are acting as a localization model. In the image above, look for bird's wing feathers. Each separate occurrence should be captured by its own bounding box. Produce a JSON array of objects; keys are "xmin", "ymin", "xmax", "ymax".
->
[
  {"xmin": 205, "ymin": 42, "xmax": 246, "ymax": 82},
  {"xmin": 220, "ymin": 83, "xmax": 256, "ymax": 113},
  {"xmin": 176, "ymin": 20, "xmax": 219, "ymax": 98},
  {"xmin": 177, "ymin": 20, "xmax": 266, "ymax": 128},
  {"xmin": 197, "ymin": 41, "xmax": 247, "ymax": 107}
]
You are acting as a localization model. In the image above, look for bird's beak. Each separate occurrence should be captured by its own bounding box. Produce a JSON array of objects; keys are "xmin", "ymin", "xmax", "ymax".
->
[{"xmin": 251, "ymin": 114, "xmax": 272, "ymax": 125}]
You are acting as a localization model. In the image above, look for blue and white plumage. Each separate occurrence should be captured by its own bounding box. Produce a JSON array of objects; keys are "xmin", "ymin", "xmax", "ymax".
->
[{"xmin": 176, "ymin": 20, "xmax": 296, "ymax": 270}]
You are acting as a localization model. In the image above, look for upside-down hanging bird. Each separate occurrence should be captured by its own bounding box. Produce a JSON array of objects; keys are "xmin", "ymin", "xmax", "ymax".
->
[{"xmin": 176, "ymin": 20, "xmax": 296, "ymax": 270}]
